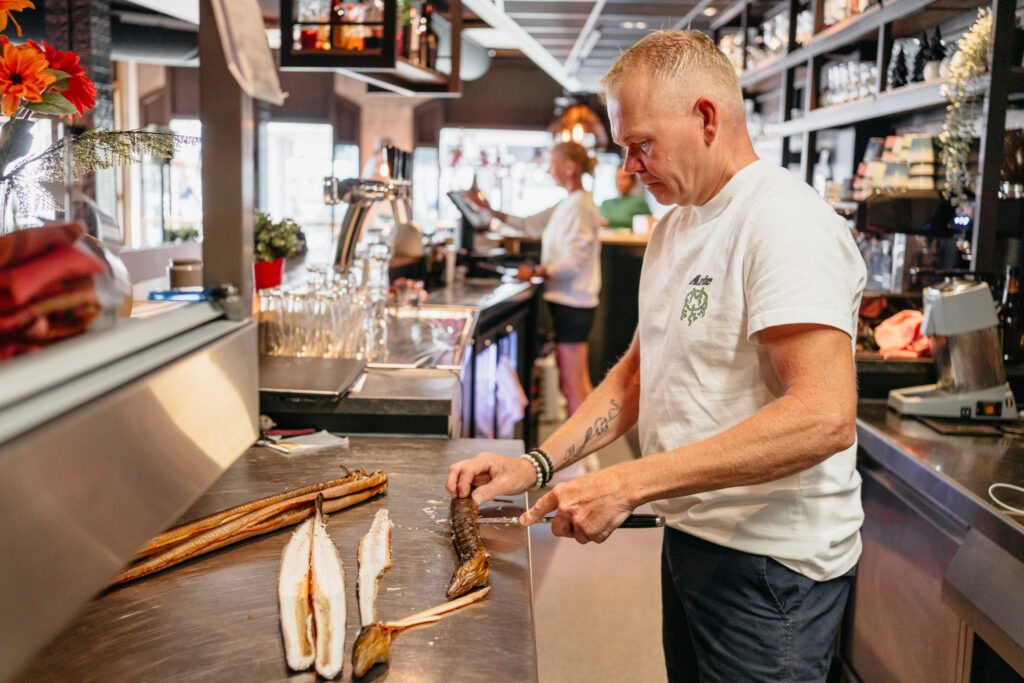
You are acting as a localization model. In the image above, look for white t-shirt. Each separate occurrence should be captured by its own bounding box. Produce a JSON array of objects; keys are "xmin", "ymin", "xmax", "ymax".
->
[
  {"xmin": 503, "ymin": 190, "xmax": 601, "ymax": 308},
  {"xmin": 637, "ymin": 159, "xmax": 867, "ymax": 581}
]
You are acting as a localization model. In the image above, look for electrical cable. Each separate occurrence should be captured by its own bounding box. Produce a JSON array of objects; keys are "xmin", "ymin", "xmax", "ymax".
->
[{"xmin": 988, "ymin": 482, "xmax": 1024, "ymax": 516}]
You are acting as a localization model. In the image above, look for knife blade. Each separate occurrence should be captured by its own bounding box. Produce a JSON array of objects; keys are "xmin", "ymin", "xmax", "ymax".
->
[{"xmin": 477, "ymin": 513, "xmax": 664, "ymax": 528}]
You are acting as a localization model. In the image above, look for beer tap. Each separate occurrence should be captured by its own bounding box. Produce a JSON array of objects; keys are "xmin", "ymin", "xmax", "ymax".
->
[{"xmin": 323, "ymin": 145, "xmax": 413, "ymax": 271}]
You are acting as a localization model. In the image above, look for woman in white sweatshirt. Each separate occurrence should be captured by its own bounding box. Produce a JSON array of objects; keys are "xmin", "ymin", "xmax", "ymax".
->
[{"xmin": 474, "ymin": 142, "xmax": 602, "ymax": 417}]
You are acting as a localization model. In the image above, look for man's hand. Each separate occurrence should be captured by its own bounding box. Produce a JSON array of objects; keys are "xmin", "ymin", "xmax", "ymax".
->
[
  {"xmin": 515, "ymin": 265, "xmax": 534, "ymax": 281},
  {"xmin": 445, "ymin": 451, "xmax": 537, "ymax": 503},
  {"xmin": 519, "ymin": 465, "xmax": 635, "ymax": 544}
]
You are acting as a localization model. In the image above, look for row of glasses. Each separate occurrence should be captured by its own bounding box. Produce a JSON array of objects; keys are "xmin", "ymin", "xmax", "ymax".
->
[{"xmin": 258, "ymin": 232, "xmax": 396, "ymax": 362}]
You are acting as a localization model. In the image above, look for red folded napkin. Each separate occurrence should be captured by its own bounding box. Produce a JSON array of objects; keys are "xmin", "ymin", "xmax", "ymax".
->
[
  {"xmin": 0, "ymin": 275, "xmax": 93, "ymax": 312},
  {"xmin": 875, "ymin": 309, "xmax": 931, "ymax": 359},
  {"xmin": 0, "ymin": 243, "xmax": 105, "ymax": 308},
  {"xmin": 0, "ymin": 281, "xmax": 98, "ymax": 334},
  {"xmin": 27, "ymin": 302, "xmax": 102, "ymax": 341},
  {"xmin": 0, "ymin": 222, "xmax": 85, "ymax": 268}
]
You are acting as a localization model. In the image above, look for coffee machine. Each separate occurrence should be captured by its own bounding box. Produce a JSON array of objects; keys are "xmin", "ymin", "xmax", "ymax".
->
[{"xmin": 888, "ymin": 279, "xmax": 1018, "ymax": 419}]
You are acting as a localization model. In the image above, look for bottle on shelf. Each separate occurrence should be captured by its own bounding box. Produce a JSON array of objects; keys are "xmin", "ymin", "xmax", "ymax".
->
[
  {"xmin": 331, "ymin": 0, "xmax": 346, "ymax": 50},
  {"xmin": 1000, "ymin": 264, "xmax": 1024, "ymax": 364},
  {"xmin": 407, "ymin": 5, "xmax": 420, "ymax": 63},
  {"xmin": 363, "ymin": 0, "xmax": 383, "ymax": 50},
  {"xmin": 420, "ymin": 1, "xmax": 438, "ymax": 69},
  {"xmin": 397, "ymin": 0, "xmax": 412, "ymax": 59}
]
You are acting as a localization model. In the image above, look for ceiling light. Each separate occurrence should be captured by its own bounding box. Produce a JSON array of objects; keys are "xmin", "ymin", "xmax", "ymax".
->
[
  {"xmin": 636, "ymin": 21, "xmax": 647, "ymax": 29},
  {"xmin": 622, "ymin": 21, "xmax": 634, "ymax": 28},
  {"xmin": 549, "ymin": 102, "xmax": 609, "ymax": 150},
  {"xmin": 702, "ymin": 7, "xmax": 718, "ymax": 16}
]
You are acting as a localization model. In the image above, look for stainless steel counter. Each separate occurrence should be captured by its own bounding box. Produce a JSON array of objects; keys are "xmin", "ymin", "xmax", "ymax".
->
[
  {"xmin": 423, "ymin": 278, "xmax": 533, "ymax": 311},
  {"xmin": 856, "ymin": 401, "xmax": 1024, "ymax": 675},
  {"xmin": 16, "ymin": 437, "xmax": 537, "ymax": 682},
  {"xmin": 857, "ymin": 401, "xmax": 1024, "ymax": 557}
]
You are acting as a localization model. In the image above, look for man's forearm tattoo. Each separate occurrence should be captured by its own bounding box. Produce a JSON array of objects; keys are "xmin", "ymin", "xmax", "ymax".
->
[{"xmin": 561, "ymin": 399, "xmax": 623, "ymax": 466}]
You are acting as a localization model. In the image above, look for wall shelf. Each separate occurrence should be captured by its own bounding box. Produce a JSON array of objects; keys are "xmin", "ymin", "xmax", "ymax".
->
[
  {"xmin": 719, "ymin": 0, "xmax": 1018, "ymax": 272},
  {"xmin": 737, "ymin": 0, "xmax": 950, "ymax": 88},
  {"xmin": 777, "ymin": 78, "xmax": 949, "ymax": 136}
]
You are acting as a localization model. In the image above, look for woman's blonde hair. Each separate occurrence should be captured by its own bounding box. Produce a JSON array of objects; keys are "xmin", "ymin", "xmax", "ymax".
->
[
  {"xmin": 552, "ymin": 141, "xmax": 597, "ymax": 176},
  {"xmin": 601, "ymin": 30, "xmax": 744, "ymax": 117}
]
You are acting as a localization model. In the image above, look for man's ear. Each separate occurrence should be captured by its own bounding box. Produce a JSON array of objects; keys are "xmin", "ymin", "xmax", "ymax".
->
[{"xmin": 694, "ymin": 98, "xmax": 718, "ymax": 146}]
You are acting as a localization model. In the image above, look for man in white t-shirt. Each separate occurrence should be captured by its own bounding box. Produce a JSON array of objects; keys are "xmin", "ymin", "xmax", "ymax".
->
[{"xmin": 446, "ymin": 30, "xmax": 866, "ymax": 682}]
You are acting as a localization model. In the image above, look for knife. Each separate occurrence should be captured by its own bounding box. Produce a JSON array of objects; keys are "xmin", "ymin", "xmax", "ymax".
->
[{"xmin": 478, "ymin": 513, "xmax": 664, "ymax": 528}]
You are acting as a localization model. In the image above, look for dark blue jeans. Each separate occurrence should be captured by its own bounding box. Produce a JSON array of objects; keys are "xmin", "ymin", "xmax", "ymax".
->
[{"xmin": 661, "ymin": 527, "xmax": 855, "ymax": 682}]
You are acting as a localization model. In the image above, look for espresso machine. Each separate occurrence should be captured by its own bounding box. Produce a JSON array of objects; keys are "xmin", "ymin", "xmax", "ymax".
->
[{"xmin": 888, "ymin": 279, "xmax": 1018, "ymax": 419}]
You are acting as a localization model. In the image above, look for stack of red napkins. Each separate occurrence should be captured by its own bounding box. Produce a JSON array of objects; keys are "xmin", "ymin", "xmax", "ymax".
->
[{"xmin": 0, "ymin": 223, "xmax": 106, "ymax": 360}]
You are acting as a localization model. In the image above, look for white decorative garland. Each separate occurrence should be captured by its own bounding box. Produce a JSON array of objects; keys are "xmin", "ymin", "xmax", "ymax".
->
[{"xmin": 939, "ymin": 8, "xmax": 992, "ymax": 208}]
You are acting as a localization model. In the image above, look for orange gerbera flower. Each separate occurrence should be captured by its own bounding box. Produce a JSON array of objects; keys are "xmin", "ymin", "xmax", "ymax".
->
[
  {"xmin": 0, "ymin": 1, "xmax": 35, "ymax": 37},
  {"xmin": 0, "ymin": 42, "xmax": 55, "ymax": 116}
]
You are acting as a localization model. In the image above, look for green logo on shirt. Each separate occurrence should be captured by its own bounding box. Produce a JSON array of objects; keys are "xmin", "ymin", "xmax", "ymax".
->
[{"xmin": 680, "ymin": 275, "xmax": 712, "ymax": 325}]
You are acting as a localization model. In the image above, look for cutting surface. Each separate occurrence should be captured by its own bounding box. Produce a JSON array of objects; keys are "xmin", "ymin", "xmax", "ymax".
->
[{"xmin": 16, "ymin": 438, "xmax": 536, "ymax": 682}]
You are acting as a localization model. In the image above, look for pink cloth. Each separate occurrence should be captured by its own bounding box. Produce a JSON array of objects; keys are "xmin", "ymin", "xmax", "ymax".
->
[{"xmin": 875, "ymin": 309, "xmax": 931, "ymax": 359}]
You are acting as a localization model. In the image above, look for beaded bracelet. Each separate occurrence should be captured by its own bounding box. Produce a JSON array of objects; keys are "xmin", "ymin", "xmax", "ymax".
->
[
  {"xmin": 520, "ymin": 453, "xmax": 545, "ymax": 489},
  {"xmin": 530, "ymin": 448, "xmax": 553, "ymax": 481}
]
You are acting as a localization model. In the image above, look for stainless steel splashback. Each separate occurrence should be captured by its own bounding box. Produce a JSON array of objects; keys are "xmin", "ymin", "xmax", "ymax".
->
[{"xmin": 0, "ymin": 316, "xmax": 258, "ymax": 680}]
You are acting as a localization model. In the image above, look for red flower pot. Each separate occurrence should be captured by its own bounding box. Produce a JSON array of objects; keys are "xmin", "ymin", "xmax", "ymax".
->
[{"xmin": 253, "ymin": 257, "xmax": 284, "ymax": 290}]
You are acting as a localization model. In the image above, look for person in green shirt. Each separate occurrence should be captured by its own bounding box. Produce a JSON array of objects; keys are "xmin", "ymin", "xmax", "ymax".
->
[{"xmin": 599, "ymin": 167, "xmax": 652, "ymax": 229}]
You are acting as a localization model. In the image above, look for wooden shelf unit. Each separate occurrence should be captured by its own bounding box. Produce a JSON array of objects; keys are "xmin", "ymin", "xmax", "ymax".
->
[
  {"xmin": 279, "ymin": 0, "xmax": 462, "ymax": 98},
  {"xmin": 714, "ymin": 0, "xmax": 1024, "ymax": 272}
]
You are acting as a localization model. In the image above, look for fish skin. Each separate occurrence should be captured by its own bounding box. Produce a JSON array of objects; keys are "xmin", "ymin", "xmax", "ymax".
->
[
  {"xmin": 351, "ymin": 622, "xmax": 393, "ymax": 678},
  {"xmin": 357, "ymin": 508, "xmax": 393, "ymax": 626},
  {"xmin": 278, "ymin": 518, "xmax": 315, "ymax": 672},
  {"xmin": 311, "ymin": 505, "xmax": 347, "ymax": 680},
  {"xmin": 447, "ymin": 498, "xmax": 489, "ymax": 599}
]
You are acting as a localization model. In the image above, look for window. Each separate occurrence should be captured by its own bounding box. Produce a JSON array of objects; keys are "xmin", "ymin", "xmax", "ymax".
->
[
  {"xmin": 138, "ymin": 118, "xmax": 202, "ymax": 247},
  {"xmin": 261, "ymin": 121, "xmax": 358, "ymax": 259},
  {"xmin": 438, "ymin": 128, "xmax": 566, "ymax": 222}
]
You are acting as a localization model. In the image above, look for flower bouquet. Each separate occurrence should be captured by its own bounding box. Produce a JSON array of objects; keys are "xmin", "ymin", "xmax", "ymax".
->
[{"xmin": 0, "ymin": 1, "xmax": 192, "ymax": 231}]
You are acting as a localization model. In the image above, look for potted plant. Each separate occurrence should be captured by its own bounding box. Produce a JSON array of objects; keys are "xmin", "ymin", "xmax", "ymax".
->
[{"xmin": 253, "ymin": 209, "xmax": 304, "ymax": 290}]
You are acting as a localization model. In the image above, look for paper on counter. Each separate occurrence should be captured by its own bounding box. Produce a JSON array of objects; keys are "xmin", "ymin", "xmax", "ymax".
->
[{"xmin": 263, "ymin": 430, "xmax": 349, "ymax": 455}]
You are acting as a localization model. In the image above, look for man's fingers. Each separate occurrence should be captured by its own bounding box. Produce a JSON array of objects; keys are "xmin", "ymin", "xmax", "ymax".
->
[
  {"xmin": 470, "ymin": 480, "xmax": 504, "ymax": 505},
  {"xmin": 519, "ymin": 491, "xmax": 559, "ymax": 526},
  {"xmin": 446, "ymin": 455, "xmax": 491, "ymax": 499},
  {"xmin": 445, "ymin": 464, "xmax": 462, "ymax": 498}
]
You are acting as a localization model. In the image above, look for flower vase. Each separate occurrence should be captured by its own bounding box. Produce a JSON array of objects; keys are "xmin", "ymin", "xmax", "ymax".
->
[
  {"xmin": 254, "ymin": 257, "xmax": 285, "ymax": 290},
  {"xmin": 0, "ymin": 181, "xmax": 10, "ymax": 236}
]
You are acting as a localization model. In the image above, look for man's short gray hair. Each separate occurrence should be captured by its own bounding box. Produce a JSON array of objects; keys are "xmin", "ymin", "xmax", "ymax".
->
[{"xmin": 601, "ymin": 30, "xmax": 744, "ymax": 117}]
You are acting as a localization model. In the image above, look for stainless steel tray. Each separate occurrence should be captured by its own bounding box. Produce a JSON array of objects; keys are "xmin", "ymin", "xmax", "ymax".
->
[{"xmin": 368, "ymin": 304, "xmax": 478, "ymax": 371}]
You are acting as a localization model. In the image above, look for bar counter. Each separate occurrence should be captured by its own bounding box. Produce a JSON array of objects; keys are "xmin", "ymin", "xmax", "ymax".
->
[
  {"xmin": 262, "ymin": 279, "xmax": 538, "ymax": 438},
  {"xmin": 857, "ymin": 401, "xmax": 1024, "ymax": 551},
  {"xmin": 854, "ymin": 401, "xmax": 1024, "ymax": 676},
  {"xmin": 16, "ymin": 437, "xmax": 537, "ymax": 682}
]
